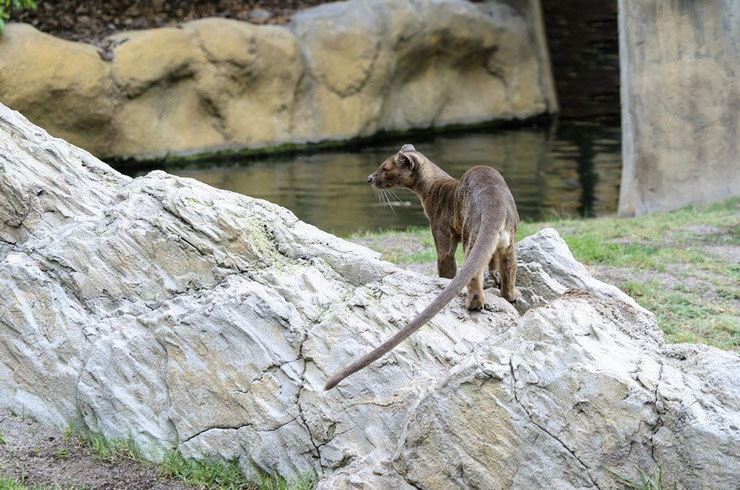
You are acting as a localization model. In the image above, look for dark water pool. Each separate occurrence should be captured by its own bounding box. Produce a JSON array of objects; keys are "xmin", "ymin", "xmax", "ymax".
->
[{"xmin": 125, "ymin": 118, "xmax": 621, "ymax": 237}]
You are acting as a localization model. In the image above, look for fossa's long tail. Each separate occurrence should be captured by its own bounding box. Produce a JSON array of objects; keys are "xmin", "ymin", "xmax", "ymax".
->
[{"xmin": 324, "ymin": 221, "xmax": 498, "ymax": 390}]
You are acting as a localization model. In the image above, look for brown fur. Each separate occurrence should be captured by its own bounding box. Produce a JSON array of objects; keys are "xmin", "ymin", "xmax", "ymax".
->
[{"xmin": 324, "ymin": 144, "xmax": 519, "ymax": 390}]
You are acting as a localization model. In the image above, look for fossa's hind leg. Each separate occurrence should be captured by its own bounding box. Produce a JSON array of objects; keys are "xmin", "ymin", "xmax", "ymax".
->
[
  {"xmin": 488, "ymin": 254, "xmax": 501, "ymax": 289},
  {"xmin": 463, "ymin": 234, "xmax": 487, "ymax": 310},
  {"xmin": 499, "ymin": 244, "xmax": 520, "ymax": 302},
  {"xmin": 465, "ymin": 266, "xmax": 486, "ymax": 310}
]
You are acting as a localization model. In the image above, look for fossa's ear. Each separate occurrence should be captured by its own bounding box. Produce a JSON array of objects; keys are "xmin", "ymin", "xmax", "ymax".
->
[{"xmin": 397, "ymin": 144, "xmax": 420, "ymax": 169}]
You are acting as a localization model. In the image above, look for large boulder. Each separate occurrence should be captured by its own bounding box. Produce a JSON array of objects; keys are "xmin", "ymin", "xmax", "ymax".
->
[
  {"xmin": 1, "ymin": 104, "xmax": 738, "ymax": 489},
  {"xmin": 0, "ymin": 0, "xmax": 557, "ymax": 160},
  {"xmin": 0, "ymin": 24, "xmax": 116, "ymax": 156}
]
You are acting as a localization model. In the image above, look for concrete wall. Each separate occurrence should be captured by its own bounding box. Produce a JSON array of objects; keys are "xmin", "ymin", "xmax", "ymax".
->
[{"xmin": 618, "ymin": 0, "xmax": 740, "ymax": 216}]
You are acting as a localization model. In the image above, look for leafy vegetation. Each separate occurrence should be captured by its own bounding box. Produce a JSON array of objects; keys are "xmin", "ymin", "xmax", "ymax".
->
[
  {"xmin": 0, "ymin": 0, "xmax": 38, "ymax": 36},
  {"xmin": 351, "ymin": 198, "xmax": 740, "ymax": 350}
]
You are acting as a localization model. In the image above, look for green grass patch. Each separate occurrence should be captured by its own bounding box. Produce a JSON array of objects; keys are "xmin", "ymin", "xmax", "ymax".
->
[
  {"xmin": 84, "ymin": 433, "xmax": 140, "ymax": 463},
  {"xmin": 0, "ymin": 477, "xmax": 22, "ymax": 490},
  {"xmin": 0, "ymin": 475, "xmax": 81, "ymax": 490},
  {"xmin": 351, "ymin": 197, "xmax": 740, "ymax": 350},
  {"xmin": 561, "ymin": 236, "xmax": 661, "ymax": 267},
  {"xmin": 397, "ymin": 250, "xmax": 439, "ymax": 264},
  {"xmin": 57, "ymin": 429, "xmax": 316, "ymax": 490},
  {"xmin": 159, "ymin": 451, "xmax": 249, "ymax": 488},
  {"xmin": 622, "ymin": 280, "xmax": 738, "ymax": 348},
  {"xmin": 159, "ymin": 451, "xmax": 316, "ymax": 489},
  {"xmin": 517, "ymin": 196, "xmax": 740, "ymax": 243}
]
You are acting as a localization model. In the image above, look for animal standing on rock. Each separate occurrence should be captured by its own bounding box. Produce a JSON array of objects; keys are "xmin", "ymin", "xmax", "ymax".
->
[{"xmin": 325, "ymin": 144, "xmax": 520, "ymax": 390}]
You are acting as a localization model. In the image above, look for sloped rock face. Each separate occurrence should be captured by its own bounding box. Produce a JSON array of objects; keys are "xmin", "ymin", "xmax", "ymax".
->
[
  {"xmin": 0, "ymin": 0, "xmax": 556, "ymax": 160},
  {"xmin": 1, "ymin": 104, "xmax": 738, "ymax": 489}
]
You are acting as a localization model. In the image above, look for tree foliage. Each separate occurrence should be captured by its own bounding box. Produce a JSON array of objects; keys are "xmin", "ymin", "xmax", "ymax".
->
[{"xmin": 0, "ymin": 0, "xmax": 38, "ymax": 36}]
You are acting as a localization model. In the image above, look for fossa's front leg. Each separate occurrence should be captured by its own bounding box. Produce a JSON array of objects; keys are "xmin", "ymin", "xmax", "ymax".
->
[{"xmin": 433, "ymin": 228, "xmax": 459, "ymax": 279}]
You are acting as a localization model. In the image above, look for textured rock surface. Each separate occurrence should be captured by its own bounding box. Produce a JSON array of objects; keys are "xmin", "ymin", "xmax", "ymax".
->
[
  {"xmin": 0, "ymin": 0, "xmax": 556, "ymax": 160},
  {"xmin": 1, "ymin": 105, "xmax": 738, "ymax": 488},
  {"xmin": 618, "ymin": 0, "xmax": 740, "ymax": 215}
]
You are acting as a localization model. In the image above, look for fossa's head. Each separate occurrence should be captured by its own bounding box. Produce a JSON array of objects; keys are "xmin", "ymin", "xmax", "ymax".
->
[{"xmin": 367, "ymin": 144, "xmax": 423, "ymax": 189}]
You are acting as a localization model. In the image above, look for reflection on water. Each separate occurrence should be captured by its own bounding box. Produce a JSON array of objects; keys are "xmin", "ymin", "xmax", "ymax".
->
[{"xmin": 128, "ymin": 118, "xmax": 621, "ymax": 236}]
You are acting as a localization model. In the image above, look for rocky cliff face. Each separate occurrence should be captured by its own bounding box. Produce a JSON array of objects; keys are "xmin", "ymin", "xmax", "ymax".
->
[
  {"xmin": 1, "ymin": 104, "xmax": 738, "ymax": 489},
  {"xmin": 0, "ymin": 0, "xmax": 556, "ymax": 160}
]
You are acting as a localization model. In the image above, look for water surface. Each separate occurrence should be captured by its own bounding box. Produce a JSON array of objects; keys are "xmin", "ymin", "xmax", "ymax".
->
[{"xmin": 128, "ymin": 119, "xmax": 621, "ymax": 236}]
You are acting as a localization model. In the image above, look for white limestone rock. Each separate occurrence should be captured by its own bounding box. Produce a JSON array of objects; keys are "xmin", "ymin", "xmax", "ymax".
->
[{"xmin": 1, "ymin": 104, "xmax": 737, "ymax": 488}]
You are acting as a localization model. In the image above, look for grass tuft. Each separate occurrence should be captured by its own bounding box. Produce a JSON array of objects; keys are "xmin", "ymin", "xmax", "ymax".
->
[
  {"xmin": 607, "ymin": 463, "xmax": 677, "ymax": 490},
  {"xmin": 85, "ymin": 433, "xmax": 140, "ymax": 463},
  {"xmin": 159, "ymin": 451, "xmax": 248, "ymax": 488},
  {"xmin": 54, "ymin": 447, "xmax": 70, "ymax": 459},
  {"xmin": 0, "ymin": 476, "xmax": 25, "ymax": 490},
  {"xmin": 158, "ymin": 450, "xmax": 317, "ymax": 489}
]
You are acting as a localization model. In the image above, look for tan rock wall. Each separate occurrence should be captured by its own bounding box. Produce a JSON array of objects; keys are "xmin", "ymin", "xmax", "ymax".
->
[
  {"xmin": 0, "ymin": 0, "xmax": 556, "ymax": 160},
  {"xmin": 618, "ymin": 0, "xmax": 740, "ymax": 215}
]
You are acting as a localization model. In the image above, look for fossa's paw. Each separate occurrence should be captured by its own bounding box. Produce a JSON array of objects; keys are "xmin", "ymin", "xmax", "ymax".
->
[
  {"xmin": 502, "ymin": 288, "xmax": 521, "ymax": 303},
  {"xmin": 465, "ymin": 292, "xmax": 485, "ymax": 311}
]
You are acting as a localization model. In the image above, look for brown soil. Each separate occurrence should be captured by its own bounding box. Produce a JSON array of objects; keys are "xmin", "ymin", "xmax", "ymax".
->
[
  {"xmin": 0, "ymin": 409, "xmax": 190, "ymax": 489},
  {"xmin": 11, "ymin": 0, "xmax": 332, "ymax": 47}
]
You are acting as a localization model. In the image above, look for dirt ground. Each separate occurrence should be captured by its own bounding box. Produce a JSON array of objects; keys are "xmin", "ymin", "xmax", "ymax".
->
[
  {"xmin": 0, "ymin": 409, "xmax": 190, "ymax": 489},
  {"xmin": 11, "ymin": 0, "xmax": 332, "ymax": 46}
]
